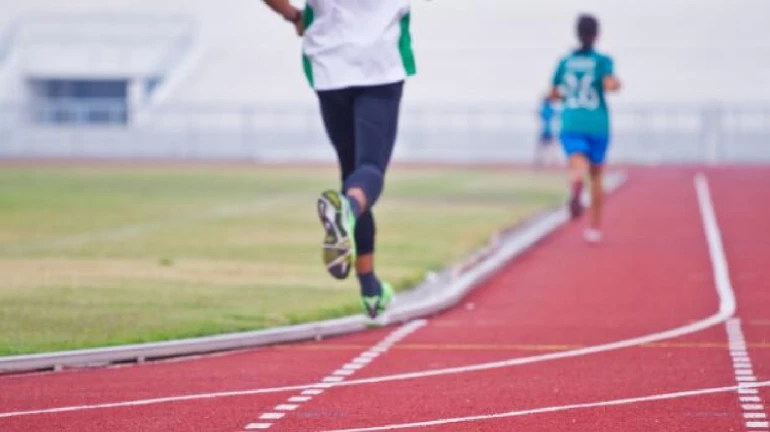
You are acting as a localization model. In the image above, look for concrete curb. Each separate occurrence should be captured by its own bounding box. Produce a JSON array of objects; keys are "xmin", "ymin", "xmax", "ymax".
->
[{"xmin": 0, "ymin": 171, "xmax": 627, "ymax": 374}]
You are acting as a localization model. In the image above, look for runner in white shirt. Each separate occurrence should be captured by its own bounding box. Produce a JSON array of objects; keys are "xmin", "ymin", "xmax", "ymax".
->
[{"xmin": 263, "ymin": 0, "xmax": 417, "ymax": 319}]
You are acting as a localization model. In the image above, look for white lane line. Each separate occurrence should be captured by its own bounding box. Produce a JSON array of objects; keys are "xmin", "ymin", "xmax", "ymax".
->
[
  {"xmin": 275, "ymin": 404, "xmax": 298, "ymax": 411},
  {"xmin": 746, "ymin": 421, "xmax": 769, "ymax": 428},
  {"xmin": 725, "ymin": 318, "xmax": 769, "ymax": 432},
  {"xmin": 322, "ymin": 376, "xmax": 345, "ymax": 383},
  {"xmin": 289, "ymin": 396, "xmax": 312, "ymax": 403},
  {"xmin": 0, "ymin": 173, "xmax": 740, "ymax": 421},
  {"xmin": 318, "ymin": 381, "xmax": 770, "ymax": 432},
  {"xmin": 240, "ymin": 320, "xmax": 427, "ymax": 430},
  {"xmin": 694, "ymin": 173, "xmax": 737, "ymax": 316},
  {"xmin": 742, "ymin": 397, "xmax": 762, "ymax": 403}
]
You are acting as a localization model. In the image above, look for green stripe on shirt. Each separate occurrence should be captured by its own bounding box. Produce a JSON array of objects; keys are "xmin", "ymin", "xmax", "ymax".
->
[
  {"xmin": 302, "ymin": 5, "xmax": 315, "ymax": 87},
  {"xmin": 399, "ymin": 13, "xmax": 416, "ymax": 76}
]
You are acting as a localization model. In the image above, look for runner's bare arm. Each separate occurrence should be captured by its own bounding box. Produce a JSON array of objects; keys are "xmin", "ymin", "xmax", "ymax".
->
[
  {"xmin": 548, "ymin": 86, "xmax": 562, "ymax": 102},
  {"xmin": 604, "ymin": 75, "xmax": 621, "ymax": 92},
  {"xmin": 263, "ymin": 0, "xmax": 299, "ymax": 21},
  {"xmin": 263, "ymin": 0, "xmax": 304, "ymax": 34}
]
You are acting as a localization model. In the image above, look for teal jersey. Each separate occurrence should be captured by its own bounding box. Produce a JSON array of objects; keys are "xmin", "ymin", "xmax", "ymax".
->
[{"xmin": 552, "ymin": 50, "xmax": 614, "ymax": 136}]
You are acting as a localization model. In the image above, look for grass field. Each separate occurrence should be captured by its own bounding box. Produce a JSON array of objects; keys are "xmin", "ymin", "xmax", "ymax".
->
[{"xmin": 0, "ymin": 164, "xmax": 566, "ymax": 355}]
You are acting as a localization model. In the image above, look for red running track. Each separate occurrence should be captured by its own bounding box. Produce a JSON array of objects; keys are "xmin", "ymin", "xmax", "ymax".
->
[{"xmin": 0, "ymin": 167, "xmax": 768, "ymax": 432}]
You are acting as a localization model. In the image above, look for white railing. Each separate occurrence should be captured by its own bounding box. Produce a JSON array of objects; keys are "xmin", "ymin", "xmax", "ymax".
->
[{"xmin": 0, "ymin": 102, "xmax": 768, "ymax": 164}]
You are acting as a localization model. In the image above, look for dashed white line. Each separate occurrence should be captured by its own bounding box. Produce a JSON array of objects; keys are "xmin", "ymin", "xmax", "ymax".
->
[
  {"xmin": 738, "ymin": 376, "xmax": 759, "ymax": 382},
  {"xmin": 725, "ymin": 318, "xmax": 769, "ymax": 432},
  {"xmin": 322, "ymin": 376, "xmax": 345, "ymax": 383},
  {"xmin": 288, "ymin": 396, "xmax": 312, "ymax": 403},
  {"xmin": 275, "ymin": 404, "xmax": 298, "ymax": 411},
  {"xmin": 239, "ymin": 319, "xmax": 427, "ymax": 430}
]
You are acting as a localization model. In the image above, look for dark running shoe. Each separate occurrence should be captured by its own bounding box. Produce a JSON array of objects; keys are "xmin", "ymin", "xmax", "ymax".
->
[{"xmin": 360, "ymin": 281, "xmax": 394, "ymax": 319}]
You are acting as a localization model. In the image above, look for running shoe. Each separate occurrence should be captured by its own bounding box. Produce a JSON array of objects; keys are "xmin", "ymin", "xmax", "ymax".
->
[
  {"xmin": 361, "ymin": 281, "xmax": 394, "ymax": 319},
  {"xmin": 317, "ymin": 190, "xmax": 356, "ymax": 279},
  {"xmin": 583, "ymin": 227, "xmax": 603, "ymax": 243}
]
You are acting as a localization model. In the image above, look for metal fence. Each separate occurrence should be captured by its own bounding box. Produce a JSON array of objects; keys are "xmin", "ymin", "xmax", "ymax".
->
[{"xmin": 1, "ymin": 102, "xmax": 769, "ymax": 164}]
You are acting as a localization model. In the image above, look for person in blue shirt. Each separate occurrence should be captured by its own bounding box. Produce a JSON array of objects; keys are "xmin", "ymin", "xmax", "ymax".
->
[
  {"xmin": 534, "ymin": 96, "xmax": 558, "ymax": 167},
  {"xmin": 549, "ymin": 14, "xmax": 621, "ymax": 243}
]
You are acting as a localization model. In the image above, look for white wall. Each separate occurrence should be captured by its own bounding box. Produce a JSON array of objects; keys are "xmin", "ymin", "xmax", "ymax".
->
[{"xmin": 1, "ymin": 0, "xmax": 769, "ymax": 106}]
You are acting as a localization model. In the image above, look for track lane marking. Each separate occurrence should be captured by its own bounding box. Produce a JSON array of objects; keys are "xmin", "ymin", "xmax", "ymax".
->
[
  {"xmin": 726, "ymin": 319, "xmax": 770, "ymax": 431},
  {"xmin": 318, "ymin": 381, "xmax": 770, "ymax": 432},
  {"xmin": 238, "ymin": 320, "xmax": 427, "ymax": 430},
  {"xmin": 0, "ymin": 173, "xmax": 739, "ymax": 421}
]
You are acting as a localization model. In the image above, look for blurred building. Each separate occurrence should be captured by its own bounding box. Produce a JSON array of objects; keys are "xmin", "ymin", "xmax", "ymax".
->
[
  {"xmin": 0, "ymin": 13, "xmax": 198, "ymax": 125},
  {"xmin": 0, "ymin": 0, "xmax": 768, "ymax": 163}
]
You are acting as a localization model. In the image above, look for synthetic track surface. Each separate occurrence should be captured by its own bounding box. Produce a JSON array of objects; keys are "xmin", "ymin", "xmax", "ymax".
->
[{"xmin": 0, "ymin": 167, "xmax": 767, "ymax": 432}]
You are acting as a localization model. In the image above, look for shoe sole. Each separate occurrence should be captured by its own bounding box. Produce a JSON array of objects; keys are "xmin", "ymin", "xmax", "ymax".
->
[{"xmin": 317, "ymin": 191, "xmax": 353, "ymax": 280}]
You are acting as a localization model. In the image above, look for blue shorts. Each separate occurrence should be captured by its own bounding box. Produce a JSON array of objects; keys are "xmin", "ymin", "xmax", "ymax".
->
[{"xmin": 560, "ymin": 132, "xmax": 611, "ymax": 165}]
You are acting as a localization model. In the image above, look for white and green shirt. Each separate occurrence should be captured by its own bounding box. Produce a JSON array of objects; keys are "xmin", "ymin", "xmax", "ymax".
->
[{"xmin": 301, "ymin": 0, "xmax": 417, "ymax": 90}]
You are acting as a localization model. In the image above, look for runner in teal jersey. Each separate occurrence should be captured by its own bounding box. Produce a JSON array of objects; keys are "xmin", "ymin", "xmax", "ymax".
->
[{"xmin": 550, "ymin": 14, "xmax": 621, "ymax": 243}]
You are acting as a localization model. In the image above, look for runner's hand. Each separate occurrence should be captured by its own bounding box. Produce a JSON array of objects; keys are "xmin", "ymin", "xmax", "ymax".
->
[
  {"xmin": 294, "ymin": 13, "xmax": 304, "ymax": 36},
  {"xmin": 285, "ymin": 8, "xmax": 304, "ymax": 36}
]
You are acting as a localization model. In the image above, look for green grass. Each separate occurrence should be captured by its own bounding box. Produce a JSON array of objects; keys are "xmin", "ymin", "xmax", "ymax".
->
[{"xmin": 0, "ymin": 164, "xmax": 566, "ymax": 355}]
